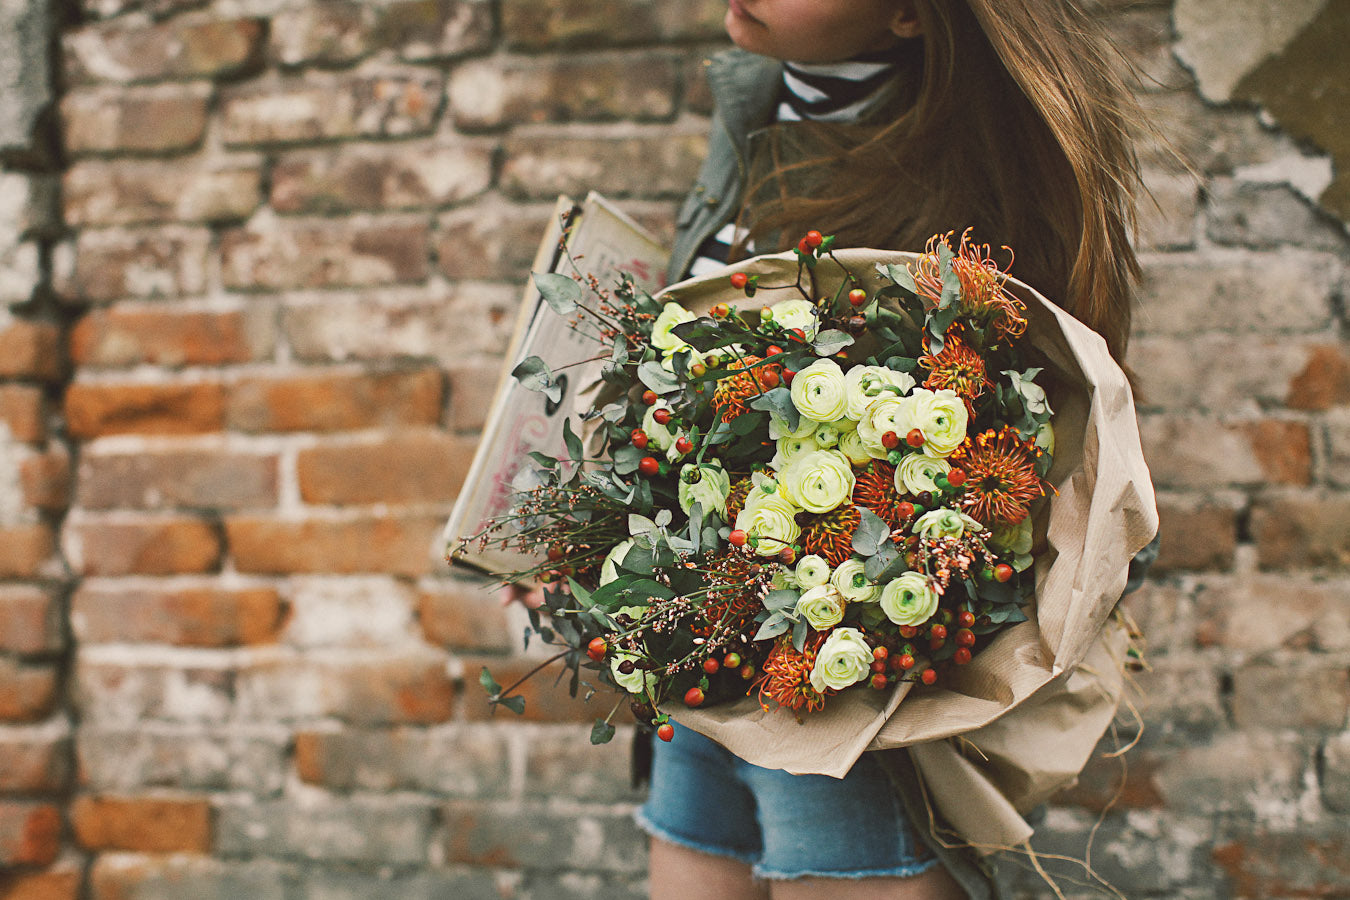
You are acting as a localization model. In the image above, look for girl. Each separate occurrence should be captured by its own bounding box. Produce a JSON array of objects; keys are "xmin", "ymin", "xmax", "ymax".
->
[{"xmin": 639, "ymin": 1, "xmax": 1154, "ymax": 898}]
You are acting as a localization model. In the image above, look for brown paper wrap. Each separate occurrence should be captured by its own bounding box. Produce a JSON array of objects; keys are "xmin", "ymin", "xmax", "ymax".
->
[{"xmin": 654, "ymin": 249, "xmax": 1157, "ymax": 850}]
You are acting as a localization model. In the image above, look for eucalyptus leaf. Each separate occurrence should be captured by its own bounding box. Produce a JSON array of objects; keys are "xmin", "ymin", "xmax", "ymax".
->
[
  {"xmin": 812, "ymin": 329, "xmax": 854, "ymax": 356},
  {"xmin": 510, "ymin": 355, "xmax": 563, "ymax": 403},
  {"xmin": 864, "ymin": 542, "xmax": 901, "ymax": 581},
  {"xmin": 764, "ymin": 589, "xmax": 800, "ymax": 613},
  {"xmin": 792, "ymin": 617, "xmax": 808, "ymax": 652},
  {"xmin": 497, "ymin": 695, "xmax": 526, "ymax": 715},
  {"xmin": 881, "ymin": 263, "xmax": 918, "ymax": 295},
  {"xmin": 532, "ymin": 272, "xmax": 582, "ymax": 315},
  {"xmin": 563, "ymin": 419, "xmax": 583, "ymax": 464},
  {"xmin": 479, "ymin": 666, "xmax": 502, "ymax": 696},
  {"xmin": 638, "ymin": 360, "xmax": 679, "ymax": 393},
  {"xmin": 852, "ymin": 508, "xmax": 891, "ymax": 556},
  {"xmin": 755, "ymin": 613, "xmax": 791, "ymax": 641},
  {"xmin": 590, "ymin": 719, "xmax": 617, "ymax": 745}
]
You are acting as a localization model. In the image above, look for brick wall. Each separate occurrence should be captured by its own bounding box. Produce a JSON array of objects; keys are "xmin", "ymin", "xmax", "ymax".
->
[{"xmin": 0, "ymin": 0, "xmax": 1346, "ymax": 897}]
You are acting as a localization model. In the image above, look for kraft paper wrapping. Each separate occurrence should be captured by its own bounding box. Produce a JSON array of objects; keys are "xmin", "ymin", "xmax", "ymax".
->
[{"xmin": 655, "ymin": 249, "xmax": 1158, "ymax": 850}]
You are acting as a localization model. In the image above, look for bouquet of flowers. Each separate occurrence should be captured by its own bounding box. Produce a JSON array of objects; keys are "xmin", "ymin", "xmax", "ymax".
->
[{"xmin": 458, "ymin": 228, "xmax": 1064, "ymax": 744}]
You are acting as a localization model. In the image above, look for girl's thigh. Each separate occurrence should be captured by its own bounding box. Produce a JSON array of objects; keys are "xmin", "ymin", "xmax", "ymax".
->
[
  {"xmin": 769, "ymin": 867, "xmax": 966, "ymax": 900},
  {"xmin": 649, "ymin": 836, "xmax": 770, "ymax": 900}
]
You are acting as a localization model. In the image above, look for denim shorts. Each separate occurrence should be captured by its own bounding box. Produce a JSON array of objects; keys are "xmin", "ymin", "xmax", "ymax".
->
[{"xmin": 635, "ymin": 725, "xmax": 939, "ymax": 880}]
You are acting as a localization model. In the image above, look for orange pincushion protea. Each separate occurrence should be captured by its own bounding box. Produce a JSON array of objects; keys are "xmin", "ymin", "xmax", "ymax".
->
[
  {"xmin": 695, "ymin": 550, "xmax": 773, "ymax": 637},
  {"xmin": 725, "ymin": 476, "xmax": 754, "ymax": 523},
  {"xmin": 851, "ymin": 460, "xmax": 908, "ymax": 531},
  {"xmin": 950, "ymin": 425, "xmax": 1045, "ymax": 526},
  {"xmin": 801, "ymin": 504, "xmax": 860, "ymax": 566},
  {"xmin": 712, "ymin": 355, "xmax": 780, "ymax": 423},
  {"xmin": 912, "ymin": 229, "xmax": 1027, "ymax": 343},
  {"xmin": 755, "ymin": 634, "xmax": 827, "ymax": 712},
  {"xmin": 920, "ymin": 325, "xmax": 991, "ymax": 408}
]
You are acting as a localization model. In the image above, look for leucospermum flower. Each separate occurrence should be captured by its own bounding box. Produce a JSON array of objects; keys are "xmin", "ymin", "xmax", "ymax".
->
[{"xmin": 950, "ymin": 426, "xmax": 1046, "ymax": 526}]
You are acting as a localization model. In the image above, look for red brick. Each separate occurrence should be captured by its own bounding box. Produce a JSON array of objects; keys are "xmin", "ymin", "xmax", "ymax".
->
[
  {"xmin": 226, "ymin": 514, "xmax": 443, "ymax": 576},
  {"xmin": 0, "ymin": 385, "xmax": 47, "ymax": 443},
  {"xmin": 0, "ymin": 732, "xmax": 71, "ymax": 793},
  {"xmin": 459, "ymin": 655, "xmax": 601, "ymax": 723},
  {"xmin": 500, "ymin": 130, "xmax": 707, "ymax": 201},
  {"xmin": 0, "ymin": 802, "xmax": 61, "ymax": 866},
  {"xmin": 269, "ymin": 1, "xmax": 368, "ymax": 67},
  {"xmin": 0, "ymin": 586, "xmax": 61, "ymax": 655},
  {"xmin": 418, "ymin": 580, "xmax": 512, "ymax": 652},
  {"xmin": 64, "ymin": 17, "xmax": 265, "ymax": 84},
  {"xmin": 0, "ymin": 660, "xmax": 58, "ymax": 722},
  {"xmin": 1252, "ymin": 493, "xmax": 1350, "ymax": 569},
  {"xmin": 501, "ymin": 0, "xmax": 725, "ymax": 49},
  {"xmin": 77, "ymin": 450, "xmax": 277, "ymax": 510},
  {"xmin": 0, "ymin": 524, "xmax": 54, "ymax": 579},
  {"xmin": 1152, "ymin": 495, "xmax": 1239, "ymax": 572},
  {"xmin": 220, "ymin": 218, "xmax": 429, "ymax": 290},
  {"xmin": 74, "ymin": 662, "xmax": 232, "ymax": 725},
  {"xmin": 369, "ymin": 0, "xmax": 496, "ymax": 62},
  {"xmin": 71, "ymin": 307, "xmax": 267, "ymax": 368},
  {"xmin": 0, "ymin": 865, "xmax": 80, "ymax": 900},
  {"xmin": 0, "ymin": 320, "xmax": 62, "ymax": 380},
  {"xmin": 69, "ymin": 516, "xmax": 222, "ymax": 576},
  {"xmin": 72, "ymin": 794, "xmax": 211, "ymax": 853},
  {"xmin": 225, "ymin": 368, "xmax": 442, "ymax": 433},
  {"xmin": 65, "ymin": 382, "xmax": 225, "ymax": 438},
  {"xmin": 1231, "ymin": 664, "xmax": 1350, "ymax": 730},
  {"xmin": 434, "ymin": 200, "xmax": 553, "ymax": 281},
  {"xmin": 62, "ymin": 227, "xmax": 210, "ymax": 304},
  {"xmin": 1140, "ymin": 414, "xmax": 1312, "ymax": 489},
  {"xmin": 297, "ymin": 431, "xmax": 475, "ymax": 505},
  {"xmin": 21, "ymin": 450, "xmax": 70, "ymax": 511},
  {"xmin": 64, "ymin": 161, "xmax": 260, "ymax": 226},
  {"xmin": 220, "ymin": 70, "xmax": 440, "ymax": 146},
  {"xmin": 72, "ymin": 585, "xmax": 283, "ymax": 647},
  {"xmin": 271, "ymin": 140, "xmax": 493, "ymax": 214},
  {"xmin": 446, "ymin": 363, "xmax": 499, "ymax": 433},
  {"xmin": 1195, "ymin": 575, "xmax": 1350, "ymax": 652},
  {"xmin": 1286, "ymin": 344, "xmax": 1350, "ymax": 410},
  {"xmin": 236, "ymin": 655, "xmax": 455, "ymax": 724},
  {"xmin": 61, "ymin": 84, "xmax": 210, "ymax": 156},
  {"xmin": 1050, "ymin": 751, "xmax": 1164, "ymax": 812},
  {"xmin": 1212, "ymin": 834, "xmax": 1350, "ymax": 898}
]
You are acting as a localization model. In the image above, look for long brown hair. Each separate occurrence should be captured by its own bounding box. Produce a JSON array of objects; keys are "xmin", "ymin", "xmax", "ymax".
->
[{"xmin": 740, "ymin": 0, "xmax": 1142, "ymax": 360}]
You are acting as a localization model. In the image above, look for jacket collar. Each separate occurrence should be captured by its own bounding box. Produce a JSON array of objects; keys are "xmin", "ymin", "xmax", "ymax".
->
[{"xmin": 706, "ymin": 49, "xmax": 783, "ymax": 160}]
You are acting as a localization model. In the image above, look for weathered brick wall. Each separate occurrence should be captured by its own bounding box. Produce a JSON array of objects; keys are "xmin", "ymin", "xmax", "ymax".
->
[{"xmin": 0, "ymin": 0, "xmax": 1346, "ymax": 897}]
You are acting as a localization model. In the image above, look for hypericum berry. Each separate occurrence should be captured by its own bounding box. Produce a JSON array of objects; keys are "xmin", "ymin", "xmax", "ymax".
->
[
  {"xmin": 898, "ymin": 625, "xmax": 919, "ymax": 639},
  {"xmin": 930, "ymin": 623, "xmax": 948, "ymax": 640},
  {"xmin": 872, "ymin": 646, "xmax": 889, "ymax": 661},
  {"xmin": 994, "ymin": 563, "xmax": 1014, "ymax": 583},
  {"xmin": 760, "ymin": 306, "xmax": 774, "ymax": 322},
  {"xmin": 848, "ymin": 288, "xmax": 867, "ymax": 307},
  {"xmin": 870, "ymin": 659, "xmax": 887, "ymax": 674},
  {"xmin": 805, "ymin": 230, "xmax": 824, "ymax": 248},
  {"xmin": 906, "ymin": 428, "xmax": 925, "ymax": 448},
  {"xmin": 765, "ymin": 344, "xmax": 783, "ymax": 356},
  {"xmin": 797, "ymin": 237, "xmax": 810, "ymax": 254},
  {"xmin": 631, "ymin": 429, "xmax": 649, "ymax": 449},
  {"xmin": 947, "ymin": 468, "xmax": 967, "ymax": 488},
  {"xmin": 675, "ymin": 436, "xmax": 693, "ymax": 454},
  {"xmin": 723, "ymin": 652, "xmax": 742, "ymax": 669},
  {"xmin": 778, "ymin": 546, "xmax": 796, "ymax": 565},
  {"xmin": 958, "ymin": 610, "xmax": 976, "ymax": 628},
  {"xmin": 683, "ymin": 686, "xmax": 705, "ymax": 707},
  {"xmin": 921, "ymin": 668, "xmax": 938, "ymax": 685},
  {"xmin": 954, "ymin": 647, "xmax": 972, "ymax": 665},
  {"xmin": 618, "ymin": 659, "xmax": 636, "ymax": 674},
  {"xmin": 956, "ymin": 628, "xmax": 976, "ymax": 647},
  {"xmin": 782, "ymin": 369, "xmax": 796, "ymax": 385},
  {"xmin": 871, "ymin": 673, "xmax": 889, "ymax": 690},
  {"xmin": 730, "ymin": 271, "xmax": 748, "ymax": 289},
  {"xmin": 547, "ymin": 545, "xmax": 565, "ymax": 562},
  {"xmin": 881, "ymin": 430, "xmax": 900, "ymax": 450},
  {"xmin": 728, "ymin": 529, "xmax": 748, "ymax": 547},
  {"xmin": 760, "ymin": 369, "xmax": 780, "ymax": 388},
  {"xmin": 638, "ymin": 456, "xmax": 660, "ymax": 476},
  {"xmin": 739, "ymin": 663, "xmax": 756, "ymax": 680},
  {"xmin": 690, "ymin": 362, "xmax": 707, "ymax": 378},
  {"xmin": 898, "ymin": 653, "xmax": 916, "ymax": 670},
  {"xmin": 587, "ymin": 637, "xmax": 607, "ymax": 661},
  {"xmin": 790, "ymin": 327, "xmax": 806, "ymax": 342},
  {"xmin": 896, "ymin": 501, "xmax": 915, "ymax": 520},
  {"xmin": 653, "ymin": 408, "xmax": 672, "ymax": 425},
  {"xmin": 642, "ymin": 390, "xmax": 659, "ymax": 405},
  {"xmin": 702, "ymin": 657, "xmax": 720, "ymax": 674},
  {"xmin": 711, "ymin": 302, "xmax": 730, "ymax": 318},
  {"xmin": 656, "ymin": 722, "xmax": 675, "ymax": 742}
]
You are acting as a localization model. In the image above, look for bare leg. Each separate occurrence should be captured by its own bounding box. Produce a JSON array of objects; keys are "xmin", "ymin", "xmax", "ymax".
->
[
  {"xmin": 769, "ymin": 865, "xmax": 966, "ymax": 900},
  {"xmin": 649, "ymin": 836, "xmax": 771, "ymax": 900}
]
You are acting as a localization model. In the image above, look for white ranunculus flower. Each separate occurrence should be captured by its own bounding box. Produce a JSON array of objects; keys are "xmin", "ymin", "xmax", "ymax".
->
[
  {"xmin": 856, "ymin": 397, "xmax": 909, "ymax": 458},
  {"xmin": 771, "ymin": 432, "xmax": 821, "ymax": 473},
  {"xmin": 838, "ymin": 428, "xmax": 873, "ymax": 465},
  {"xmin": 599, "ymin": 539, "xmax": 636, "ymax": 585},
  {"xmin": 735, "ymin": 490, "xmax": 802, "ymax": 557},
  {"xmin": 768, "ymin": 412, "xmax": 817, "ymax": 441},
  {"xmin": 901, "ymin": 388, "xmax": 968, "ymax": 459},
  {"xmin": 878, "ymin": 572, "xmax": 939, "ymax": 626},
  {"xmin": 780, "ymin": 450, "xmax": 856, "ymax": 514},
  {"xmin": 678, "ymin": 463, "xmax": 731, "ymax": 521},
  {"xmin": 795, "ymin": 584, "xmax": 847, "ymax": 630},
  {"xmin": 913, "ymin": 508, "xmax": 985, "ymax": 541},
  {"xmin": 650, "ymin": 302, "xmax": 695, "ymax": 354},
  {"xmin": 790, "ymin": 359, "xmax": 849, "ymax": 423},
  {"xmin": 830, "ymin": 558, "xmax": 880, "ymax": 603},
  {"xmin": 844, "ymin": 365, "xmax": 915, "ymax": 420},
  {"xmin": 768, "ymin": 299, "xmax": 819, "ymax": 339},
  {"xmin": 641, "ymin": 401, "xmax": 677, "ymax": 452},
  {"xmin": 794, "ymin": 554, "xmax": 831, "ymax": 589},
  {"xmin": 809, "ymin": 627, "xmax": 874, "ymax": 693},
  {"xmin": 812, "ymin": 422, "xmax": 843, "ymax": 449},
  {"xmin": 894, "ymin": 453, "xmax": 951, "ymax": 496}
]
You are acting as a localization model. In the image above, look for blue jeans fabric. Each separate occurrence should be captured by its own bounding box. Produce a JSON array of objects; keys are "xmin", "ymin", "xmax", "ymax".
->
[{"xmin": 636, "ymin": 725, "xmax": 939, "ymax": 880}]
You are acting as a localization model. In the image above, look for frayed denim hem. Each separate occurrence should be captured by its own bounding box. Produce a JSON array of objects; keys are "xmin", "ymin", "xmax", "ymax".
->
[
  {"xmin": 753, "ymin": 855, "xmax": 942, "ymax": 882},
  {"xmin": 633, "ymin": 808, "xmax": 760, "ymax": 867}
]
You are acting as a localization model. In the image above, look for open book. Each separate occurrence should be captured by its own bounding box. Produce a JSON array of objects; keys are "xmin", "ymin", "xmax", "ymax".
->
[{"xmin": 443, "ymin": 192, "xmax": 669, "ymax": 575}]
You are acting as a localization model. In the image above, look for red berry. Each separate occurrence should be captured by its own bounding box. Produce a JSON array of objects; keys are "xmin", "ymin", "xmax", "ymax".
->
[
  {"xmin": 881, "ymin": 430, "xmax": 900, "ymax": 450},
  {"xmin": 723, "ymin": 652, "xmax": 742, "ymax": 669},
  {"xmin": 896, "ymin": 501, "xmax": 915, "ymax": 520},
  {"xmin": 898, "ymin": 653, "xmax": 916, "ymax": 670},
  {"xmin": 711, "ymin": 302, "xmax": 730, "ymax": 318},
  {"xmin": 906, "ymin": 428, "xmax": 925, "ymax": 448},
  {"xmin": 872, "ymin": 646, "xmax": 889, "ymax": 660},
  {"xmin": 783, "ymin": 369, "xmax": 795, "ymax": 384},
  {"xmin": 797, "ymin": 237, "xmax": 810, "ymax": 254},
  {"xmin": 778, "ymin": 546, "xmax": 796, "ymax": 565},
  {"xmin": 765, "ymin": 345, "xmax": 783, "ymax": 356},
  {"xmin": 760, "ymin": 369, "xmax": 780, "ymax": 388},
  {"xmin": 675, "ymin": 437, "xmax": 693, "ymax": 454},
  {"xmin": 587, "ymin": 637, "xmax": 607, "ymax": 661},
  {"xmin": 656, "ymin": 722, "xmax": 675, "ymax": 742},
  {"xmin": 871, "ymin": 673, "xmax": 889, "ymax": 690},
  {"xmin": 642, "ymin": 390, "xmax": 659, "ymax": 405},
  {"xmin": 730, "ymin": 272, "xmax": 748, "ymax": 289},
  {"xmin": 898, "ymin": 625, "xmax": 919, "ymax": 639},
  {"xmin": 956, "ymin": 628, "xmax": 976, "ymax": 647},
  {"xmin": 870, "ymin": 659, "xmax": 887, "ymax": 674},
  {"xmin": 638, "ymin": 456, "xmax": 660, "ymax": 476},
  {"xmin": 805, "ymin": 230, "xmax": 824, "ymax": 248},
  {"xmin": 930, "ymin": 624, "xmax": 948, "ymax": 640},
  {"xmin": 954, "ymin": 647, "xmax": 972, "ymax": 664},
  {"xmin": 690, "ymin": 362, "xmax": 707, "ymax": 377},
  {"xmin": 703, "ymin": 657, "xmax": 720, "ymax": 674},
  {"xmin": 947, "ymin": 468, "xmax": 967, "ymax": 487},
  {"xmin": 790, "ymin": 327, "xmax": 806, "ymax": 342},
  {"xmin": 631, "ymin": 429, "xmax": 648, "ymax": 449},
  {"xmin": 848, "ymin": 288, "xmax": 867, "ymax": 308},
  {"xmin": 921, "ymin": 668, "xmax": 937, "ymax": 685},
  {"xmin": 958, "ymin": 610, "xmax": 976, "ymax": 628},
  {"xmin": 684, "ymin": 686, "xmax": 705, "ymax": 707},
  {"xmin": 728, "ymin": 529, "xmax": 748, "ymax": 547},
  {"xmin": 994, "ymin": 564, "xmax": 1014, "ymax": 583},
  {"xmin": 739, "ymin": 663, "xmax": 756, "ymax": 679},
  {"xmin": 547, "ymin": 545, "xmax": 565, "ymax": 562},
  {"xmin": 653, "ymin": 408, "xmax": 672, "ymax": 425},
  {"xmin": 835, "ymin": 350, "xmax": 848, "ymax": 360}
]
